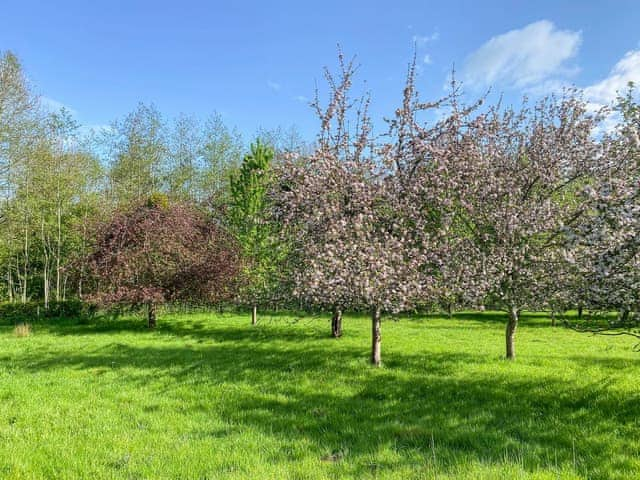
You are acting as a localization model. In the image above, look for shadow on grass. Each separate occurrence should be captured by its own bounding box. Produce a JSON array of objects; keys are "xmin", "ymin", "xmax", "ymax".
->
[
  {"xmin": 11, "ymin": 319, "xmax": 639, "ymax": 479},
  {"xmin": 36, "ymin": 314, "xmax": 335, "ymax": 345},
  {"xmin": 30, "ymin": 309, "xmax": 566, "ymax": 343}
]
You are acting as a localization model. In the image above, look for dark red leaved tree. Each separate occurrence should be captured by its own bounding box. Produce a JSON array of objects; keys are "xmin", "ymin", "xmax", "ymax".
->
[{"xmin": 86, "ymin": 197, "xmax": 240, "ymax": 327}]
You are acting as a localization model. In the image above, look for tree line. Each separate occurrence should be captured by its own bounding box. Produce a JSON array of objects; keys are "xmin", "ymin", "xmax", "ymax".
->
[
  {"xmin": 1, "ymin": 50, "xmax": 638, "ymax": 366},
  {"xmin": 0, "ymin": 50, "xmax": 305, "ymax": 308}
]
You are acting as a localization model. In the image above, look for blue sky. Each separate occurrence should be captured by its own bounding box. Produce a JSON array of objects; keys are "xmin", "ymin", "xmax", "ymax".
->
[{"xmin": 3, "ymin": 0, "xmax": 640, "ymax": 140}]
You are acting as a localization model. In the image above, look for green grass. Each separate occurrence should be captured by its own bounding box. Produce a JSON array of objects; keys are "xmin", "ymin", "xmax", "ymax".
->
[{"xmin": 1, "ymin": 311, "xmax": 639, "ymax": 479}]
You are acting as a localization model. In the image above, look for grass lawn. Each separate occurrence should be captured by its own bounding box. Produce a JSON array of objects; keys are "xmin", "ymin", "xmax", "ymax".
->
[{"xmin": 1, "ymin": 310, "xmax": 639, "ymax": 479}]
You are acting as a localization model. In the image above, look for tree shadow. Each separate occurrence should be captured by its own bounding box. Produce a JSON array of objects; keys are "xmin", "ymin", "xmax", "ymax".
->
[
  {"xmin": 37, "ymin": 312, "xmax": 336, "ymax": 344},
  {"xmin": 10, "ymin": 324, "xmax": 639, "ymax": 479}
]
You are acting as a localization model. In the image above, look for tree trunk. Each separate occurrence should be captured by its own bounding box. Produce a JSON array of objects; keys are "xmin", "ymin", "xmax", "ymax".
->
[
  {"xmin": 551, "ymin": 311, "xmax": 556, "ymax": 327},
  {"xmin": 620, "ymin": 308, "xmax": 630, "ymax": 323},
  {"xmin": 147, "ymin": 303, "xmax": 157, "ymax": 329},
  {"xmin": 7, "ymin": 265, "xmax": 13, "ymax": 303},
  {"xmin": 22, "ymin": 226, "xmax": 28, "ymax": 304},
  {"xmin": 446, "ymin": 303, "xmax": 453, "ymax": 319},
  {"xmin": 55, "ymin": 206, "xmax": 62, "ymax": 302},
  {"xmin": 506, "ymin": 307, "xmax": 518, "ymax": 360},
  {"xmin": 251, "ymin": 305, "xmax": 257, "ymax": 326},
  {"xmin": 577, "ymin": 305, "xmax": 583, "ymax": 319},
  {"xmin": 331, "ymin": 307, "xmax": 342, "ymax": 338},
  {"xmin": 41, "ymin": 218, "xmax": 49, "ymax": 309},
  {"xmin": 371, "ymin": 306, "xmax": 382, "ymax": 367}
]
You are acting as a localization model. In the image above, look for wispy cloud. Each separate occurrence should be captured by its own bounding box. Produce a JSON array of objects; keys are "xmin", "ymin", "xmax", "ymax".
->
[
  {"xmin": 411, "ymin": 30, "xmax": 439, "ymax": 72},
  {"xmin": 293, "ymin": 95, "xmax": 309, "ymax": 103},
  {"xmin": 582, "ymin": 50, "xmax": 640, "ymax": 134},
  {"xmin": 463, "ymin": 20, "xmax": 581, "ymax": 89},
  {"xmin": 267, "ymin": 80, "xmax": 281, "ymax": 92},
  {"xmin": 41, "ymin": 96, "xmax": 78, "ymax": 115},
  {"xmin": 584, "ymin": 50, "xmax": 640, "ymax": 105},
  {"xmin": 412, "ymin": 31, "xmax": 439, "ymax": 47}
]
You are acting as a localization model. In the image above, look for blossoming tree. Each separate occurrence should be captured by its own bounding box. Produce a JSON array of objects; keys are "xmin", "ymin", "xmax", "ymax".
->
[
  {"xmin": 275, "ymin": 56, "xmax": 439, "ymax": 365},
  {"xmin": 427, "ymin": 91, "xmax": 601, "ymax": 359}
]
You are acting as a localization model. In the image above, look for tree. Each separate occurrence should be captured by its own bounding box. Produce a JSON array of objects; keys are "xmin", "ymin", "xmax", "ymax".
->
[
  {"xmin": 426, "ymin": 90, "xmax": 601, "ymax": 359},
  {"xmin": 0, "ymin": 51, "xmax": 39, "ymax": 302},
  {"xmin": 106, "ymin": 103, "xmax": 167, "ymax": 205},
  {"xmin": 255, "ymin": 125, "xmax": 310, "ymax": 162},
  {"xmin": 166, "ymin": 113, "xmax": 201, "ymax": 201},
  {"xmin": 85, "ymin": 195, "xmax": 240, "ymax": 327},
  {"xmin": 568, "ymin": 85, "xmax": 640, "ymax": 321},
  {"xmin": 229, "ymin": 141, "xmax": 277, "ymax": 325},
  {"xmin": 275, "ymin": 54, "xmax": 436, "ymax": 365},
  {"xmin": 199, "ymin": 113, "xmax": 243, "ymax": 204}
]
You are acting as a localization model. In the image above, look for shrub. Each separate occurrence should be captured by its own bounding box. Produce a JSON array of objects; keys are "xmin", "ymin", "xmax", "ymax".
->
[{"xmin": 0, "ymin": 300, "xmax": 97, "ymax": 325}]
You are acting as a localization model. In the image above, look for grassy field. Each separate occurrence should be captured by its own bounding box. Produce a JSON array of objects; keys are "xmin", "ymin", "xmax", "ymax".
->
[{"xmin": 1, "ymin": 311, "xmax": 639, "ymax": 479}]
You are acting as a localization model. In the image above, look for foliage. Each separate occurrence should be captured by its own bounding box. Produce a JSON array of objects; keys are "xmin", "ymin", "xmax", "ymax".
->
[
  {"xmin": 568, "ymin": 85, "xmax": 640, "ymax": 316},
  {"xmin": 84, "ymin": 199, "xmax": 240, "ymax": 316},
  {"xmin": 0, "ymin": 300, "xmax": 96, "ymax": 325},
  {"xmin": 229, "ymin": 141, "xmax": 284, "ymax": 307},
  {"xmin": 2, "ymin": 47, "xmax": 640, "ymax": 364},
  {"xmin": 277, "ymin": 57, "xmax": 434, "ymax": 312},
  {"xmin": 423, "ymin": 88, "xmax": 601, "ymax": 358}
]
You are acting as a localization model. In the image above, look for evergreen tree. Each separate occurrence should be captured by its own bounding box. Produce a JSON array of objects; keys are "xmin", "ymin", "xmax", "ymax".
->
[{"xmin": 229, "ymin": 140, "xmax": 277, "ymax": 324}]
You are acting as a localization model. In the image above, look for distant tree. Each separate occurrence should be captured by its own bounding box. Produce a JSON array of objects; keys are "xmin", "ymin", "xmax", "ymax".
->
[
  {"xmin": 199, "ymin": 113, "xmax": 243, "ymax": 204},
  {"xmin": 165, "ymin": 112, "xmax": 243, "ymax": 204},
  {"xmin": 255, "ymin": 125, "xmax": 310, "ymax": 161},
  {"xmin": 85, "ymin": 195, "xmax": 240, "ymax": 327},
  {"xmin": 166, "ymin": 113, "xmax": 201, "ymax": 201},
  {"xmin": 105, "ymin": 103, "xmax": 167, "ymax": 205},
  {"xmin": 0, "ymin": 50, "xmax": 39, "ymax": 302}
]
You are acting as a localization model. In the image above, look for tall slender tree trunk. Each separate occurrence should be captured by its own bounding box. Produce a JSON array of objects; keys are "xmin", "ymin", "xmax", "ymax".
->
[
  {"xmin": 251, "ymin": 305, "xmax": 257, "ymax": 326},
  {"xmin": 41, "ymin": 218, "xmax": 49, "ymax": 308},
  {"xmin": 7, "ymin": 264, "xmax": 13, "ymax": 303},
  {"xmin": 446, "ymin": 303, "xmax": 453, "ymax": 319},
  {"xmin": 577, "ymin": 305, "xmax": 583, "ymax": 319},
  {"xmin": 21, "ymin": 226, "xmax": 28, "ymax": 304},
  {"xmin": 620, "ymin": 308, "xmax": 630, "ymax": 323},
  {"xmin": 78, "ymin": 207, "xmax": 89, "ymax": 299},
  {"xmin": 55, "ymin": 206, "xmax": 62, "ymax": 301},
  {"xmin": 147, "ymin": 303, "xmax": 157, "ymax": 328},
  {"xmin": 43, "ymin": 266, "xmax": 49, "ymax": 309},
  {"xmin": 371, "ymin": 306, "xmax": 382, "ymax": 367},
  {"xmin": 331, "ymin": 307, "xmax": 342, "ymax": 338},
  {"xmin": 14, "ymin": 255, "xmax": 23, "ymax": 303},
  {"xmin": 506, "ymin": 306, "xmax": 518, "ymax": 360}
]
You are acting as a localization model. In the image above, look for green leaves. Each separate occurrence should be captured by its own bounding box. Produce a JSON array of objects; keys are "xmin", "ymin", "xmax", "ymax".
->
[{"xmin": 229, "ymin": 141, "xmax": 280, "ymax": 304}]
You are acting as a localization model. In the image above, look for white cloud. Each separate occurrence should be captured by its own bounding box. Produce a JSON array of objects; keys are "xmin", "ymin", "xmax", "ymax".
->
[
  {"xmin": 423, "ymin": 54, "xmax": 432, "ymax": 65},
  {"xmin": 267, "ymin": 80, "xmax": 281, "ymax": 91},
  {"xmin": 463, "ymin": 20, "xmax": 581, "ymax": 88},
  {"xmin": 582, "ymin": 50, "xmax": 640, "ymax": 135},
  {"xmin": 293, "ymin": 95, "xmax": 309, "ymax": 103},
  {"xmin": 584, "ymin": 50, "xmax": 640, "ymax": 105}
]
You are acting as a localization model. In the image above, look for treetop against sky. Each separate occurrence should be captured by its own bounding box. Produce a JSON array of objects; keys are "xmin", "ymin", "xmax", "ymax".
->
[{"xmin": 1, "ymin": 0, "xmax": 639, "ymax": 139}]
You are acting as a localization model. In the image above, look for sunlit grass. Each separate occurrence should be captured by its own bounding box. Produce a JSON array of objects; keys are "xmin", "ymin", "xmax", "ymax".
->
[{"xmin": 1, "ymin": 311, "xmax": 638, "ymax": 479}]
